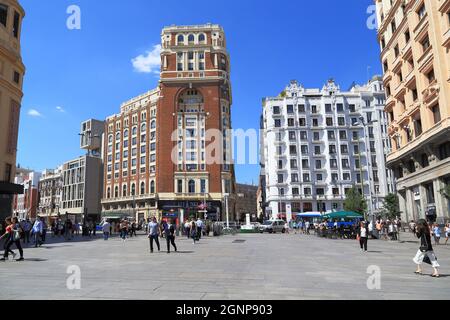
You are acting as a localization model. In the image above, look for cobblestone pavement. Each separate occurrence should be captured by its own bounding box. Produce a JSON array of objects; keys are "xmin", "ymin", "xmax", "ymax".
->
[{"xmin": 0, "ymin": 231, "xmax": 449, "ymax": 300}]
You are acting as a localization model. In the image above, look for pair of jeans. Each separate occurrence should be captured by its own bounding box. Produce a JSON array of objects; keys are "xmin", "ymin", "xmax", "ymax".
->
[
  {"xmin": 359, "ymin": 237, "xmax": 368, "ymax": 251},
  {"xmin": 4, "ymin": 239, "xmax": 23, "ymax": 258},
  {"xmin": 166, "ymin": 235, "xmax": 177, "ymax": 252},
  {"xmin": 103, "ymin": 232, "xmax": 110, "ymax": 240},
  {"xmin": 33, "ymin": 232, "xmax": 42, "ymax": 247},
  {"xmin": 120, "ymin": 229, "xmax": 127, "ymax": 239},
  {"xmin": 149, "ymin": 235, "xmax": 160, "ymax": 252}
]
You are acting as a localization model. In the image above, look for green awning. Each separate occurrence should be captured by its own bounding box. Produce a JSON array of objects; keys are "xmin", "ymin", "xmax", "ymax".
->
[{"xmin": 321, "ymin": 211, "xmax": 363, "ymax": 220}]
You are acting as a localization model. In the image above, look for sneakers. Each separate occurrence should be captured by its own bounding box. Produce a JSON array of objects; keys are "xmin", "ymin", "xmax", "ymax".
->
[
  {"xmin": 0, "ymin": 258, "xmax": 6, "ymax": 262},
  {"xmin": 16, "ymin": 257, "xmax": 24, "ymax": 262}
]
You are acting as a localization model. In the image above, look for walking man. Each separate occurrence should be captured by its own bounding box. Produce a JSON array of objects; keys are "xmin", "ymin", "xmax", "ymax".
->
[
  {"xmin": 196, "ymin": 218, "xmax": 203, "ymax": 241},
  {"xmin": 162, "ymin": 219, "xmax": 177, "ymax": 253},
  {"xmin": 147, "ymin": 217, "xmax": 160, "ymax": 253},
  {"xmin": 22, "ymin": 219, "xmax": 32, "ymax": 244},
  {"xmin": 101, "ymin": 220, "xmax": 111, "ymax": 240},
  {"xmin": 0, "ymin": 217, "xmax": 24, "ymax": 261},
  {"xmin": 31, "ymin": 218, "xmax": 43, "ymax": 247}
]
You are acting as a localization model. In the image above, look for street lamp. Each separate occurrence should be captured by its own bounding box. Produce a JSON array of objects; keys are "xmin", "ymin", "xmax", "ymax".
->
[{"xmin": 353, "ymin": 117, "xmax": 378, "ymax": 224}]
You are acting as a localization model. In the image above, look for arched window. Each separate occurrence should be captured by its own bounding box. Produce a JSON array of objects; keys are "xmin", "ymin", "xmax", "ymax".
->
[
  {"xmin": 177, "ymin": 34, "xmax": 184, "ymax": 44},
  {"xmin": 115, "ymin": 132, "xmax": 121, "ymax": 141},
  {"xmin": 132, "ymin": 127, "xmax": 137, "ymax": 136},
  {"xmin": 188, "ymin": 180, "xmax": 196, "ymax": 194},
  {"xmin": 108, "ymin": 135, "xmax": 113, "ymax": 143},
  {"xmin": 151, "ymin": 120, "xmax": 156, "ymax": 129},
  {"xmin": 114, "ymin": 186, "xmax": 119, "ymax": 198},
  {"xmin": 107, "ymin": 187, "xmax": 111, "ymax": 199},
  {"xmin": 122, "ymin": 185, "xmax": 127, "ymax": 197},
  {"xmin": 141, "ymin": 123, "xmax": 146, "ymax": 133},
  {"xmin": 188, "ymin": 34, "xmax": 195, "ymax": 43},
  {"xmin": 150, "ymin": 181, "xmax": 155, "ymax": 194},
  {"xmin": 140, "ymin": 182, "xmax": 145, "ymax": 195},
  {"xmin": 124, "ymin": 129, "xmax": 129, "ymax": 138},
  {"xmin": 199, "ymin": 34, "xmax": 206, "ymax": 43},
  {"xmin": 131, "ymin": 184, "xmax": 136, "ymax": 196}
]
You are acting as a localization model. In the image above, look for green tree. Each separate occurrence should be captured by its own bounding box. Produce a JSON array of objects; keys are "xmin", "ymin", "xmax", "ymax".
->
[
  {"xmin": 344, "ymin": 187, "xmax": 367, "ymax": 216},
  {"xmin": 381, "ymin": 193, "xmax": 401, "ymax": 220}
]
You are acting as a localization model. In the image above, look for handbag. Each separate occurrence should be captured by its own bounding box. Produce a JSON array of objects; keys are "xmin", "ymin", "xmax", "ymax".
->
[
  {"xmin": 423, "ymin": 253, "xmax": 437, "ymax": 265},
  {"xmin": 13, "ymin": 229, "xmax": 21, "ymax": 241}
]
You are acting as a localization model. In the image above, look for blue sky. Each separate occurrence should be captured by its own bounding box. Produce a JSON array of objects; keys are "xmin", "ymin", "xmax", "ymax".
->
[{"xmin": 17, "ymin": 0, "xmax": 381, "ymax": 185}]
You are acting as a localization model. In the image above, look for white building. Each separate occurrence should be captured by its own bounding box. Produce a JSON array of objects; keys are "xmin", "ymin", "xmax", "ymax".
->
[
  {"xmin": 261, "ymin": 77, "xmax": 395, "ymax": 222},
  {"xmin": 38, "ymin": 167, "xmax": 63, "ymax": 218}
]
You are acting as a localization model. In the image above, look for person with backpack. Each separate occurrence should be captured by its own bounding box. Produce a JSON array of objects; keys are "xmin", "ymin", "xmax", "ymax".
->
[
  {"xmin": 413, "ymin": 219, "xmax": 440, "ymax": 277},
  {"xmin": 0, "ymin": 217, "xmax": 24, "ymax": 261},
  {"xmin": 162, "ymin": 219, "xmax": 177, "ymax": 253}
]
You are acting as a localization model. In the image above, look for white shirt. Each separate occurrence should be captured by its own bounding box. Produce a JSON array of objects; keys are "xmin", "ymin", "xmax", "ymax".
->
[
  {"xmin": 360, "ymin": 227, "xmax": 367, "ymax": 238},
  {"xmin": 196, "ymin": 220, "xmax": 203, "ymax": 227},
  {"xmin": 101, "ymin": 222, "xmax": 111, "ymax": 232}
]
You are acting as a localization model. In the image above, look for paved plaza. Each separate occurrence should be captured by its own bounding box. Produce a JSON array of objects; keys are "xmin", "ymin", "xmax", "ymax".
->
[{"xmin": 1, "ymin": 231, "xmax": 449, "ymax": 300}]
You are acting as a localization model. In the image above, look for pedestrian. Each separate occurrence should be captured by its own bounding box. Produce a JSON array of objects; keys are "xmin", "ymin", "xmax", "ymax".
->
[
  {"xmin": 184, "ymin": 220, "xmax": 191, "ymax": 239},
  {"xmin": 298, "ymin": 220, "xmax": 303, "ymax": 234},
  {"xmin": 92, "ymin": 221, "xmax": 97, "ymax": 237},
  {"xmin": 432, "ymin": 224, "xmax": 441, "ymax": 245},
  {"xmin": 130, "ymin": 221, "xmax": 137, "ymax": 237},
  {"xmin": 445, "ymin": 223, "xmax": 450, "ymax": 245},
  {"xmin": 357, "ymin": 221, "xmax": 369, "ymax": 252},
  {"xmin": 196, "ymin": 218, "xmax": 203, "ymax": 241},
  {"xmin": 101, "ymin": 220, "xmax": 111, "ymax": 241},
  {"xmin": 31, "ymin": 218, "xmax": 43, "ymax": 247},
  {"xmin": 162, "ymin": 219, "xmax": 177, "ymax": 253},
  {"xmin": 57, "ymin": 219, "xmax": 64, "ymax": 237},
  {"xmin": 191, "ymin": 220, "xmax": 198, "ymax": 244},
  {"xmin": 120, "ymin": 220, "xmax": 128, "ymax": 241},
  {"xmin": 147, "ymin": 217, "xmax": 160, "ymax": 253},
  {"xmin": 305, "ymin": 221, "xmax": 310, "ymax": 235},
  {"xmin": 409, "ymin": 220, "xmax": 416, "ymax": 233},
  {"xmin": 413, "ymin": 219, "xmax": 440, "ymax": 277},
  {"xmin": 21, "ymin": 218, "xmax": 32, "ymax": 244},
  {"xmin": 41, "ymin": 218, "xmax": 48, "ymax": 243},
  {"xmin": 0, "ymin": 217, "xmax": 24, "ymax": 261},
  {"xmin": 64, "ymin": 219, "xmax": 73, "ymax": 241}
]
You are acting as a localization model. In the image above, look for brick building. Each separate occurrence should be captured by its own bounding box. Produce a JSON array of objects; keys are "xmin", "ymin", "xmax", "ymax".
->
[{"xmin": 101, "ymin": 24, "xmax": 236, "ymax": 224}]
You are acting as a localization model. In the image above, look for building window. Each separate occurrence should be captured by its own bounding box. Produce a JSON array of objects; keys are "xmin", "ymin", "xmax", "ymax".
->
[
  {"xmin": 4, "ymin": 163, "xmax": 12, "ymax": 182},
  {"xmin": 188, "ymin": 180, "xmax": 196, "ymax": 194},
  {"xmin": 432, "ymin": 104, "xmax": 441, "ymax": 124},
  {"xmin": 13, "ymin": 11, "xmax": 19, "ymax": 38},
  {"xmin": 417, "ymin": 4, "xmax": 426, "ymax": 20},
  {"xmin": 140, "ymin": 182, "xmax": 145, "ymax": 195},
  {"xmin": 199, "ymin": 34, "xmax": 206, "ymax": 43},
  {"xmin": 131, "ymin": 184, "xmax": 136, "ymax": 196},
  {"xmin": 0, "ymin": 4, "xmax": 7, "ymax": 27},
  {"xmin": 177, "ymin": 180, "xmax": 183, "ymax": 193},
  {"xmin": 150, "ymin": 181, "xmax": 155, "ymax": 194},
  {"xmin": 122, "ymin": 185, "xmax": 127, "ymax": 197},
  {"xmin": 114, "ymin": 187, "xmax": 119, "ymax": 198},
  {"xmin": 200, "ymin": 179, "xmax": 206, "ymax": 193},
  {"xmin": 13, "ymin": 71, "xmax": 20, "ymax": 84},
  {"xmin": 177, "ymin": 35, "xmax": 184, "ymax": 44}
]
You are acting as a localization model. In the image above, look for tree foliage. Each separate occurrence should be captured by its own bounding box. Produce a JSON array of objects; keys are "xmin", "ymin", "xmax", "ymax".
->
[
  {"xmin": 344, "ymin": 187, "xmax": 367, "ymax": 215},
  {"xmin": 381, "ymin": 193, "xmax": 401, "ymax": 219}
]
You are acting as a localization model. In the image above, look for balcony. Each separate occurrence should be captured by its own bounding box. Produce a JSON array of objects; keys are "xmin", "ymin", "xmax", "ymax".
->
[
  {"xmin": 443, "ymin": 28, "xmax": 450, "ymax": 49},
  {"xmin": 422, "ymin": 80, "xmax": 439, "ymax": 106}
]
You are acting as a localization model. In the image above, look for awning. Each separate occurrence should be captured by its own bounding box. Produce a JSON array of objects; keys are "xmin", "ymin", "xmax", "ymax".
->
[
  {"xmin": 0, "ymin": 182, "xmax": 24, "ymax": 195},
  {"xmin": 321, "ymin": 211, "xmax": 363, "ymax": 220},
  {"xmin": 296, "ymin": 212, "xmax": 323, "ymax": 218}
]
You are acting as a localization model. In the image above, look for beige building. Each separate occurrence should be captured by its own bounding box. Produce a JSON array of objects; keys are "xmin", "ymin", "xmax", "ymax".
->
[
  {"xmin": 375, "ymin": 0, "xmax": 450, "ymax": 222},
  {"xmin": 0, "ymin": 0, "xmax": 25, "ymax": 221}
]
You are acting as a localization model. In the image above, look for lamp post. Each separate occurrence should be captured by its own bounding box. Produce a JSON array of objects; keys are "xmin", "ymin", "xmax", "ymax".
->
[
  {"xmin": 224, "ymin": 193, "xmax": 229, "ymax": 228},
  {"xmin": 353, "ymin": 117, "xmax": 378, "ymax": 224}
]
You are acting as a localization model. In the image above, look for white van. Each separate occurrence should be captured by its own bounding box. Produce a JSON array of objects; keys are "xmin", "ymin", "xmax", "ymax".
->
[{"xmin": 259, "ymin": 219, "xmax": 286, "ymax": 234}]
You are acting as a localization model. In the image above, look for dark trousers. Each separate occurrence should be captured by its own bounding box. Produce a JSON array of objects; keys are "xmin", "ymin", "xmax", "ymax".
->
[
  {"xmin": 4, "ymin": 239, "xmax": 23, "ymax": 258},
  {"xmin": 33, "ymin": 232, "xmax": 42, "ymax": 247},
  {"xmin": 42, "ymin": 230, "xmax": 47, "ymax": 243},
  {"xmin": 149, "ymin": 235, "xmax": 160, "ymax": 252},
  {"xmin": 197, "ymin": 227, "xmax": 202, "ymax": 239},
  {"xmin": 24, "ymin": 231, "xmax": 30, "ymax": 243},
  {"xmin": 186, "ymin": 227, "xmax": 190, "ymax": 239},
  {"xmin": 166, "ymin": 235, "xmax": 177, "ymax": 252},
  {"xmin": 359, "ymin": 237, "xmax": 368, "ymax": 251}
]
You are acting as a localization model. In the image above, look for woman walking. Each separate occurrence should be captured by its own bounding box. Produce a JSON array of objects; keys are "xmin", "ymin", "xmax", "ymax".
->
[
  {"xmin": 445, "ymin": 223, "xmax": 449, "ymax": 245},
  {"xmin": 432, "ymin": 224, "xmax": 441, "ymax": 245},
  {"xmin": 0, "ymin": 217, "xmax": 24, "ymax": 261},
  {"xmin": 120, "ymin": 220, "xmax": 128, "ymax": 241},
  {"xmin": 357, "ymin": 221, "xmax": 369, "ymax": 252},
  {"xmin": 190, "ymin": 220, "xmax": 197, "ymax": 244},
  {"xmin": 413, "ymin": 219, "xmax": 440, "ymax": 277}
]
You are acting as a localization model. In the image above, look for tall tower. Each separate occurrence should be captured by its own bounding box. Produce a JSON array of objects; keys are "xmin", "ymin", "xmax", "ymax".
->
[
  {"xmin": 0, "ymin": 0, "xmax": 25, "ymax": 221},
  {"xmin": 157, "ymin": 24, "xmax": 236, "ymax": 221}
]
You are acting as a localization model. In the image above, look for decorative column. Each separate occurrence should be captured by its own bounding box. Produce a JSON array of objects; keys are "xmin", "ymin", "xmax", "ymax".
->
[
  {"xmin": 433, "ymin": 179, "xmax": 446, "ymax": 220},
  {"xmin": 399, "ymin": 189, "xmax": 408, "ymax": 221}
]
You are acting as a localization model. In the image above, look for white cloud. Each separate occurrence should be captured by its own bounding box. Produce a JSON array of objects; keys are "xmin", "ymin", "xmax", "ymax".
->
[
  {"xmin": 56, "ymin": 106, "xmax": 66, "ymax": 113},
  {"xmin": 27, "ymin": 109, "xmax": 43, "ymax": 117},
  {"xmin": 131, "ymin": 44, "xmax": 161, "ymax": 74}
]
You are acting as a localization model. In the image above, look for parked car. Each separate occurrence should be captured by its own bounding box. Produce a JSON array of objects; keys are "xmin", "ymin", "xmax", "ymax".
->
[{"xmin": 259, "ymin": 220, "xmax": 286, "ymax": 234}]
